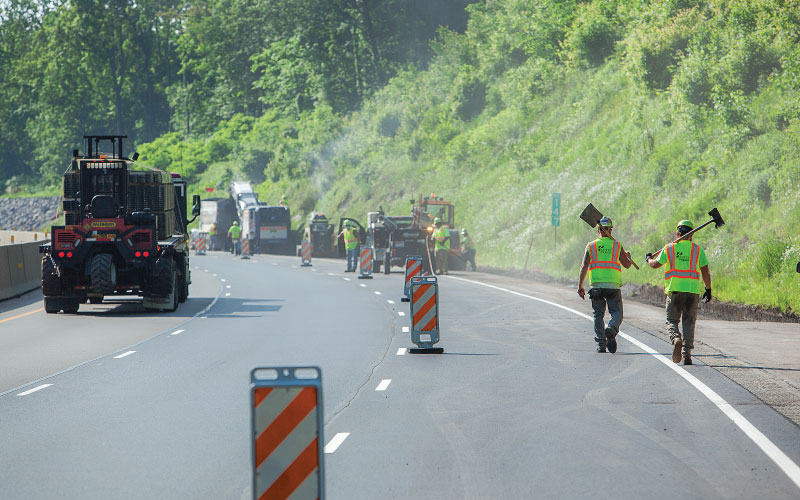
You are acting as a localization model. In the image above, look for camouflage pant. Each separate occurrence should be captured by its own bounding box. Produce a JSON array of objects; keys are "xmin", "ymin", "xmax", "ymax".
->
[{"xmin": 666, "ymin": 292, "xmax": 700, "ymax": 351}]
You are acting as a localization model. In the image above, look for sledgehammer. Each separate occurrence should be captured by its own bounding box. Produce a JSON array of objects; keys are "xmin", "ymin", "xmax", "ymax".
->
[
  {"xmin": 579, "ymin": 203, "xmax": 639, "ymax": 269},
  {"xmin": 647, "ymin": 207, "xmax": 725, "ymax": 260}
]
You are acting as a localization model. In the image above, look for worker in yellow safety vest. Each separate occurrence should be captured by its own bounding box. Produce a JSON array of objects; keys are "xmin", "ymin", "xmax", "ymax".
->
[
  {"xmin": 227, "ymin": 221, "xmax": 242, "ymax": 256},
  {"xmin": 461, "ymin": 228, "xmax": 476, "ymax": 271},
  {"xmin": 578, "ymin": 216, "xmax": 633, "ymax": 353},
  {"xmin": 336, "ymin": 221, "xmax": 360, "ymax": 272},
  {"xmin": 209, "ymin": 223, "xmax": 217, "ymax": 251},
  {"xmin": 646, "ymin": 220, "xmax": 712, "ymax": 365},
  {"xmin": 433, "ymin": 218, "xmax": 450, "ymax": 275}
]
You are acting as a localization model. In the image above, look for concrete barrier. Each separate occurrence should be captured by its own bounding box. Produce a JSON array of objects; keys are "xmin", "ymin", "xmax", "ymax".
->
[{"xmin": 0, "ymin": 240, "xmax": 47, "ymax": 301}]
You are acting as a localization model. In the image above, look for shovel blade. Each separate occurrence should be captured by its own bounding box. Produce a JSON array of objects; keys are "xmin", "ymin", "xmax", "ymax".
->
[
  {"xmin": 708, "ymin": 207, "xmax": 725, "ymax": 228},
  {"xmin": 580, "ymin": 203, "xmax": 603, "ymax": 228}
]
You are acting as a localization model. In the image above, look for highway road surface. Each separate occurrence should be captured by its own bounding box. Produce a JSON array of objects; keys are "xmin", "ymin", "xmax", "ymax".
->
[{"xmin": 1, "ymin": 252, "xmax": 799, "ymax": 499}]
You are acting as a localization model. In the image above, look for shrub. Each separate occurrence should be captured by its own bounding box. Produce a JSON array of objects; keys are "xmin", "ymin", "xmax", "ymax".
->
[
  {"xmin": 563, "ymin": 1, "xmax": 623, "ymax": 67},
  {"xmin": 754, "ymin": 239, "xmax": 788, "ymax": 279}
]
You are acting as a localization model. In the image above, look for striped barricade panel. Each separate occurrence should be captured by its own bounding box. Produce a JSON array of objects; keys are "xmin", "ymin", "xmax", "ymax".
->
[
  {"xmin": 251, "ymin": 367, "xmax": 324, "ymax": 500},
  {"xmin": 195, "ymin": 234, "xmax": 206, "ymax": 255},
  {"xmin": 358, "ymin": 246, "xmax": 373, "ymax": 279},
  {"xmin": 409, "ymin": 276, "xmax": 440, "ymax": 349},
  {"xmin": 301, "ymin": 241, "xmax": 312, "ymax": 266},
  {"xmin": 402, "ymin": 256, "xmax": 423, "ymax": 300},
  {"xmin": 242, "ymin": 239, "xmax": 251, "ymax": 259}
]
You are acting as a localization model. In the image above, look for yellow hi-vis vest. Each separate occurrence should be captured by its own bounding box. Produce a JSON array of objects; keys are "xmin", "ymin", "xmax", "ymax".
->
[
  {"xmin": 660, "ymin": 240, "xmax": 706, "ymax": 294},
  {"xmin": 344, "ymin": 228, "xmax": 358, "ymax": 250},
  {"xmin": 228, "ymin": 225, "xmax": 241, "ymax": 239},
  {"xmin": 434, "ymin": 226, "xmax": 450, "ymax": 251},
  {"xmin": 210, "ymin": 224, "xmax": 217, "ymax": 236},
  {"xmin": 587, "ymin": 237, "xmax": 622, "ymax": 286}
]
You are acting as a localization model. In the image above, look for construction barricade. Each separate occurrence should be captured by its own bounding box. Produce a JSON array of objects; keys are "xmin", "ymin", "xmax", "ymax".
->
[
  {"xmin": 251, "ymin": 366, "xmax": 325, "ymax": 500},
  {"xmin": 241, "ymin": 238, "xmax": 251, "ymax": 260},
  {"xmin": 401, "ymin": 255, "xmax": 423, "ymax": 302},
  {"xmin": 358, "ymin": 245, "xmax": 373, "ymax": 279},
  {"xmin": 409, "ymin": 276, "xmax": 443, "ymax": 354},
  {"xmin": 300, "ymin": 240, "xmax": 312, "ymax": 267},
  {"xmin": 194, "ymin": 233, "xmax": 207, "ymax": 255}
]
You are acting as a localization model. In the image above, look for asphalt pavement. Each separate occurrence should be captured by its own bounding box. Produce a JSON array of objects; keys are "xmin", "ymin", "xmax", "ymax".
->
[{"xmin": 0, "ymin": 252, "xmax": 798, "ymax": 499}]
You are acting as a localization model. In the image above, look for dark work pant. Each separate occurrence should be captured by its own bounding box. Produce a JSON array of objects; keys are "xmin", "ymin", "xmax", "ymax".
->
[
  {"xmin": 665, "ymin": 292, "xmax": 700, "ymax": 351},
  {"xmin": 346, "ymin": 248, "xmax": 358, "ymax": 271},
  {"xmin": 463, "ymin": 249, "xmax": 476, "ymax": 270},
  {"xmin": 590, "ymin": 288, "xmax": 623, "ymax": 346}
]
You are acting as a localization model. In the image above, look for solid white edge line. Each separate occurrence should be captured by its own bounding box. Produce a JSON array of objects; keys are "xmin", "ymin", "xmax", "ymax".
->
[
  {"xmin": 171, "ymin": 329, "xmax": 184, "ymax": 336},
  {"xmin": 17, "ymin": 384, "xmax": 52, "ymax": 396},
  {"xmin": 375, "ymin": 379, "xmax": 392, "ymax": 391},
  {"xmin": 396, "ymin": 348, "xmax": 407, "ymax": 355},
  {"xmin": 324, "ymin": 432, "xmax": 350, "ymax": 453},
  {"xmin": 401, "ymin": 327, "xmax": 410, "ymax": 333},
  {"xmin": 447, "ymin": 275, "xmax": 800, "ymax": 490},
  {"xmin": 114, "ymin": 350, "xmax": 136, "ymax": 359}
]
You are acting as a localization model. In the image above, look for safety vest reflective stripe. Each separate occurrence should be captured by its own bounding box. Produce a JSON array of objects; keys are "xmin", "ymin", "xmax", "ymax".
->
[
  {"xmin": 664, "ymin": 242, "xmax": 701, "ymax": 280},
  {"xmin": 587, "ymin": 241, "xmax": 622, "ymax": 271}
]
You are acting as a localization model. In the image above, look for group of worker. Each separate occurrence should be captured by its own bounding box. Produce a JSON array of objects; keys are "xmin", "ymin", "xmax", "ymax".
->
[
  {"xmin": 335, "ymin": 218, "xmax": 477, "ymax": 274},
  {"xmin": 578, "ymin": 217, "xmax": 711, "ymax": 365}
]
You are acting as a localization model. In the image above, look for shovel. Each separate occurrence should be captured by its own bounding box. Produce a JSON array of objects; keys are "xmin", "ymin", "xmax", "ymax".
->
[
  {"xmin": 579, "ymin": 203, "xmax": 639, "ymax": 270},
  {"xmin": 647, "ymin": 207, "xmax": 725, "ymax": 259}
]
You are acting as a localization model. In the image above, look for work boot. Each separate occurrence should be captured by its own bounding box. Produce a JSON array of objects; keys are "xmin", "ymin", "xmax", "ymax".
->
[
  {"xmin": 596, "ymin": 345, "xmax": 606, "ymax": 353},
  {"xmin": 683, "ymin": 350, "xmax": 692, "ymax": 365},
  {"xmin": 605, "ymin": 327, "xmax": 617, "ymax": 353},
  {"xmin": 672, "ymin": 338, "xmax": 683, "ymax": 364}
]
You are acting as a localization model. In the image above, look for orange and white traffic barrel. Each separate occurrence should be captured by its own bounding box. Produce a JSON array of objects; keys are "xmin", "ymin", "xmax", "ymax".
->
[
  {"xmin": 241, "ymin": 238, "xmax": 251, "ymax": 259},
  {"xmin": 401, "ymin": 255, "xmax": 423, "ymax": 302},
  {"xmin": 300, "ymin": 240, "xmax": 312, "ymax": 267},
  {"xmin": 251, "ymin": 366, "xmax": 324, "ymax": 500},
  {"xmin": 408, "ymin": 276, "xmax": 443, "ymax": 354},
  {"xmin": 195, "ymin": 234, "xmax": 206, "ymax": 255},
  {"xmin": 358, "ymin": 245, "xmax": 373, "ymax": 279}
]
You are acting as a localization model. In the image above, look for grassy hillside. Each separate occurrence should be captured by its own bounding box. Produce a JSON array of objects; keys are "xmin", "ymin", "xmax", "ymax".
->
[{"xmin": 136, "ymin": 0, "xmax": 800, "ymax": 312}]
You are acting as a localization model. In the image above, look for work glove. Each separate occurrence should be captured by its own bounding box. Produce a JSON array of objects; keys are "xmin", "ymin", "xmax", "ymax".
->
[
  {"xmin": 645, "ymin": 252, "xmax": 653, "ymax": 262},
  {"xmin": 702, "ymin": 288, "xmax": 712, "ymax": 303}
]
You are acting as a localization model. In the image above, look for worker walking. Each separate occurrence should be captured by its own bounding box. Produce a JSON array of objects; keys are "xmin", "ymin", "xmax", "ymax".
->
[
  {"xmin": 209, "ymin": 223, "xmax": 217, "ymax": 251},
  {"xmin": 279, "ymin": 195, "xmax": 287, "ymax": 207},
  {"xmin": 645, "ymin": 220, "xmax": 712, "ymax": 365},
  {"xmin": 337, "ymin": 221, "xmax": 359, "ymax": 272},
  {"xmin": 433, "ymin": 218, "xmax": 450, "ymax": 275},
  {"xmin": 228, "ymin": 221, "xmax": 242, "ymax": 256},
  {"xmin": 461, "ymin": 228, "xmax": 477, "ymax": 271},
  {"xmin": 578, "ymin": 217, "xmax": 633, "ymax": 353}
]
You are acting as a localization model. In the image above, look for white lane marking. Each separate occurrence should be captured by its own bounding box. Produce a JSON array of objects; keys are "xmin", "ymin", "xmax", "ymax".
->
[
  {"xmin": 396, "ymin": 348, "xmax": 407, "ymax": 356},
  {"xmin": 312, "ymin": 269, "xmax": 318, "ymax": 272},
  {"xmin": 387, "ymin": 300, "xmax": 395, "ymax": 304},
  {"xmin": 375, "ymin": 379, "xmax": 392, "ymax": 391},
  {"xmin": 204, "ymin": 269, "xmax": 209, "ymax": 272},
  {"xmin": 360, "ymin": 284, "xmax": 367, "ymax": 288},
  {"xmin": 17, "ymin": 384, "xmax": 52, "ymax": 396},
  {"xmin": 343, "ymin": 278, "xmax": 351, "ymax": 281},
  {"xmin": 171, "ymin": 329, "xmax": 184, "ymax": 336},
  {"xmin": 114, "ymin": 351, "xmax": 136, "ymax": 359},
  {"xmin": 292, "ymin": 265, "xmax": 298, "ymax": 268},
  {"xmin": 221, "ymin": 279, "xmax": 226, "ymax": 282},
  {"xmin": 374, "ymin": 291, "xmax": 382, "ymax": 295},
  {"xmin": 271, "ymin": 262, "xmax": 278, "ymax": 266},
  {"xmin": 448, "ymin": 275, "xmax": 800, "ymax": 490},
  {"xmin": 397, "ymin": 311, "xmax": 405, "ymax": 316},
  {"xmin": 328, "ymin": 273, "xmax": 335, "ymax": 276},
  {"xmin": 324, "ymin": 432, "xmax": 350, "ymax": 454},
  {"xmin": 212, "ymin": 273, "xmax": 218, "ymax": 277},
  {"xmin": 402, "ymin": 327, "xmax": 409, "ymax": 333},
  {"xmin": 226, "ymin": 285, "xmax": 231, "ymax": 289},
  {"xmin": 225, "ymin": 293, "xmax": 231, "ymax": 297}
]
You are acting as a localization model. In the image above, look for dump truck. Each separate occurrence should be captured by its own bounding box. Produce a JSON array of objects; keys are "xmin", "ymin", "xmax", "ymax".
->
[{"xmin": 40, "ymin": 135, "xmax": 199, "ymax": 313}]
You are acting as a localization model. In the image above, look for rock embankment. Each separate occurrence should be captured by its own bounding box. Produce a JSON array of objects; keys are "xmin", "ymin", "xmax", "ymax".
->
[{"xmin": 0, "ymin": 196, "xmax": 60, "ymax": 230}]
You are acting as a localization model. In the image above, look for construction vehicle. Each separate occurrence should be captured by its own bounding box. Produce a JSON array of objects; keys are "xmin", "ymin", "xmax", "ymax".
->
[
  {"xmin": 304, "ymin": 213, "xmax": 335, "ymax": 257},
  {"xmin": 229, "ymin": 181, "xmax": 296, "ymax": 255},
  {"xmin": 198, "ymin": 197, "xmax": 236, "ymax": 251},
  {"xmin": 411, "ymin": 193, "xmax": 465, "ymax": 271},
  {"xmin": 40, "ymin": 135, "xmax": 200, "ymax": 314}
]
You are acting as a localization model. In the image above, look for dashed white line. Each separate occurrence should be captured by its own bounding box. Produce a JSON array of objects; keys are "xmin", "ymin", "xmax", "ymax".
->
[
  {"xmin": 226, "ymin": 285, "xmax": 231, "ymax": 289},
  {"xmin": 387, "ymin": 300, "xmax": 395, "ymax": 304},
  {"xmin": 374, "ymin": 291, "xmax": 382, "ymax": 295},
  {"xmin": 448, "ymin": 275, "xmax": 800, "ymax": 491},
  {"xmin": 360, "ymin": 284, "xmax": 367, "ymax": 288},
  {"xmin": 225, "ymin": 292, "xmax": 231, "ymax": 297},
  {"xmin": 221, "ymin": 279, "xmax": 226, "ymax": 282},
  {"xmin": 328, "ymin": 273, "xmax": 335, "ymax": 276},
  {"xmin": 402, "ymin": 327, "xmax": 409, "ymax": 333},
  {"xmin": 375, "ymin": 379, "xmax": 392, "ymax": 391},
  {"xmin": 114, "ymin": 351, "xmax": 136, "ymax": 359},
  {"xmin": 397, "ymin": 311, "xmax": 405, "ymax": 316},
  {"xmin": 204, "ymin": 269, "xmax": 209, "ymax": 272},
  {"xmin": 343, "ymin": 278, "xmax": 351, "ymax": 281},
  {"xmin": 171, "ymin": 329, "xmax": 184, "ymax": 336},
  {"xmin": 17, "ymin": 384, "xmax": 52, "ymax": 396},
  {"xmin": 212, "ymin": 273, "xmax": 218, "ymax": 277},
  {"xmin": 312, "ymin": 269, "xmax": 318, "ymax": 272},
  {"xmin": 396, "ymin": 348, "xmax": 407, "ymax": 356},
  {"xmin": 271, "ymin": 262, "xmax": 278, "ymax": 266},
  {"xmin": 324, "ymin": 432, "xmax": 350, "ymax": 454}
]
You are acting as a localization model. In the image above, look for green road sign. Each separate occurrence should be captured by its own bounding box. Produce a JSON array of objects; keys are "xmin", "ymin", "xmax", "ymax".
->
[{"xmin": 552, "ymin": 193, "xmax": 560, "ymax": 227}]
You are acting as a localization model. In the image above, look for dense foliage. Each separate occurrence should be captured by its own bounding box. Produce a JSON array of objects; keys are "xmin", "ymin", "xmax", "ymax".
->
[{"xmin": 3, "ymin": 0, "xmax": 800, "ymax": 311}]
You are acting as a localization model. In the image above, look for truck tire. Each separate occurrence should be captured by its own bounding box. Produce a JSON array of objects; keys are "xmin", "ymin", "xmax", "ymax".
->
[
  {"xmin": 177, "ymin": 268, "xmax": 188, "ymax": 303},
  {"xmin": 44, "ymin": 297, "xmax": 60, "ymax": 314},
  {"xmin": 168, "ymin": 268, "xmax": 179, "ymax": 312},
  {"xmin": 41, "ymin": 257, "xmax": 61, "ymax": 296},
  {"xmin": 62, "ymin": 298, "xmax": 80, "ymax": 314},
  {"xmin": 91, "ymin": 253, "xmax": 116, "ymax": 295}
]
